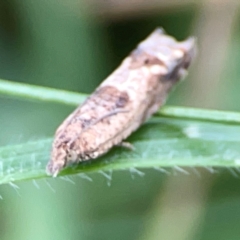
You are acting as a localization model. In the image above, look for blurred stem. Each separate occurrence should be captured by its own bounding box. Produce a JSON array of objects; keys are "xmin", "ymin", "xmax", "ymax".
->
[
  {"xmin": 0, "ymin": 79, "xmax": 87, "ymax": 106},
  {"xmin": 1, "ymin": 78, "xmax": 240, "ymax": 124},
  {"xmin": 158, "ymin": 106, "xmax": 240, "ymax": 124},
  {"xmin": 188, "ymin": 0, "xmax": 240, "ymax": 108}
]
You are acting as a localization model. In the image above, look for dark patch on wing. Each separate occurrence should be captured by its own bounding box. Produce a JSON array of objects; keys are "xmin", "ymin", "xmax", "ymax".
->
[
  {"xmin": 130, "ymin": 49, "xmax": 166, "ymax": 69},
  {"xmin": 95, "ymin": 86, "xmax": 130, "ymax": 110},
  {"xmin": 162, "ymin": 64, "xmax": 181, "ymax": 82},
  {"xmin": 162, "ymin": 54, "xmax": 188, "ymax": 83},
  {"xmin": 116, "ymin": 91, "xmax": 129, "ymax": 108},
  {"xmin": 81, "ymin": 118, "xmax": 92, "ymax": 129},
  {"xmin": 95, "ymin": 86, "xmax": 120, "ymax": 102}
]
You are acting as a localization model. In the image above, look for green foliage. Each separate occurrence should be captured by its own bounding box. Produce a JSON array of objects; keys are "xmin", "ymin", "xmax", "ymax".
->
[
  {"xmin": 1, "ymin": 4, "xmax": 240, "ymax": 239},
  {"xmin": 1, "ymin": 79, "xmax": 240, "ymax": 185}
]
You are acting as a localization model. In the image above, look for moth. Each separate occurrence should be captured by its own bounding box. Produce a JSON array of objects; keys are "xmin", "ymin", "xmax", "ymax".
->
[{"xmin": 46, "ymin": 28, "xmax": 196, "ymax": 177}]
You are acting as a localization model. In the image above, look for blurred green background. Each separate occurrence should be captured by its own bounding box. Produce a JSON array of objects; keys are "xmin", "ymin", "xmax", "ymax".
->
[{"xmin": 1, "ymin": 0, "xmax": 240, "ymax": 239}]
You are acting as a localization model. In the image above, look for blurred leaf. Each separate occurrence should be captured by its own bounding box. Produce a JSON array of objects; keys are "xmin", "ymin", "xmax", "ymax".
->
[
  {"xmin": 1, "ymin": 111, "xmax": 240, "ymax": 184},
  {"xmin": 1, "ymin": 79, "xmax": 240, "ymax": 185}
]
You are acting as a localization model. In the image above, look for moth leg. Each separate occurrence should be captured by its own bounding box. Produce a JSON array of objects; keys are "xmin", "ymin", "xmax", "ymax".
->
[{"xmin": 117, "ymin": 141, "xmax": 135, "ymax": 151}]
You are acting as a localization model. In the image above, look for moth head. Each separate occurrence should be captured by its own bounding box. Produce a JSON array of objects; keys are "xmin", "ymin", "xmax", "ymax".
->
[
  {"xmin": 46, "ymin": 140, "xmax": 80, "ymax": 177},
  {"xmin": 46, "ymin": 143, "xmax": 69, "ymax": 177}
]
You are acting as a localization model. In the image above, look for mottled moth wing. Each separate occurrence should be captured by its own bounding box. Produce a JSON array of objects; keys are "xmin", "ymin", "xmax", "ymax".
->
[{"xmin": 47, "ymin": 28, "xmax": 196, "ymax": 176}]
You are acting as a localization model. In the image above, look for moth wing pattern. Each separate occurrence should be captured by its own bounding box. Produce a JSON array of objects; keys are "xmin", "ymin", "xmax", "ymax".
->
[{"xmin": 47, "ymin": 28, "xmax": 196, "ymax": 177}]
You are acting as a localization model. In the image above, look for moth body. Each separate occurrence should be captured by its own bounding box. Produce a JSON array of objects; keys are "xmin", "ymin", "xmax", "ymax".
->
[{"xmin": 47, "ymin": 28, "xmax": 196, "ymax": 177}]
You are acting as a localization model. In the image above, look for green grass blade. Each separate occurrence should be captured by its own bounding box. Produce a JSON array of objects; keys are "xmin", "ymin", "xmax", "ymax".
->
[
  {"xmin": 159, "ymin": 106, "xmax": 240, "ymax": 124},
  {"xmin": 1, "ymin": 116, "xmax": 240, "ymax": 185},
  {"xmin": 1, "ymin": 78, "xmax": 240, "ymax": 185},
  {"xmin": 0, "ymin": 78, "xmax": 87, "ymax": 105},
  {"xmin": 1, "ymin": 78, "xmax": 240, "ymax": 124}
]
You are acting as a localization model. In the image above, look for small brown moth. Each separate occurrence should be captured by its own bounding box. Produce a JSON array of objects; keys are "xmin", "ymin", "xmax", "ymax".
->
[{"xmin": 46, "ymin": 28, "xmax": 196, "ymax": 177}]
